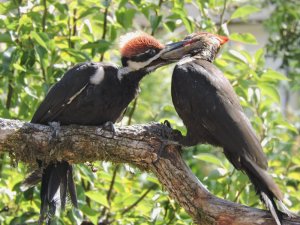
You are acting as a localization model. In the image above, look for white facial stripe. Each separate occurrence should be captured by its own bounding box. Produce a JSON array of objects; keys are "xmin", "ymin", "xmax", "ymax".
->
[
  {"xmin": 90, "ymin": 66, "xmax": 105, "ymax": 85},
  {"xmin": 127, "ymin": 50, "xmax": 163, "ymax": 70},
  {"xmin": 67, "ymin": 84, "xmax": 88, "ymax": 104},
  {"xmin": 178, "ymin": 56, "xmax": 195, "ymax": 66}
]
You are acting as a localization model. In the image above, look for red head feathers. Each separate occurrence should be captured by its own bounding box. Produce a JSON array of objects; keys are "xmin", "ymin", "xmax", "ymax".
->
[{"xmin": 120, "ymin": 31, "xmax": 164, "ymax": 58}]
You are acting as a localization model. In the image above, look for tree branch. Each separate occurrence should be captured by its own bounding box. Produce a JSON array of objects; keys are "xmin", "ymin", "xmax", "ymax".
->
[{"xmin": 0, "ymin": 118, "xmax": 299, "ymax": 225}]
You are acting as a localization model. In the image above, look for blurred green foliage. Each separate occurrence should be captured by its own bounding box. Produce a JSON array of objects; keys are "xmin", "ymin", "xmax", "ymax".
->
[{"xmin": 0, "ymin": 0, "xmax": 299, "ymax": 224}]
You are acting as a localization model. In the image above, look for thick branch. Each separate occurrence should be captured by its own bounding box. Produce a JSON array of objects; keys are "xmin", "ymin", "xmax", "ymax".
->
[{"xmin": 0, "ymin": 118, "xmax": 299, "ymax": 225}]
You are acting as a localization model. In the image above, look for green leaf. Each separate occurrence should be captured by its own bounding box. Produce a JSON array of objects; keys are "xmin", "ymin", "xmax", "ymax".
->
[
  {"xmin": 164, "ymin": 21, "xmax": 176, "ymax": 32},
  {"xmin": 258, "ymin": 83, "xmax": 280, "ymax": 103},
  {"xmin": 116, "ymin": 8, "xmax": 136, "ymax": 29},
  {"xmin": 194, "ymin": 153, "xmax": 224, "ymax": 168},
  {"xmin": 81, "ymin": 40, "xmax": 111, "ymax": 53},
  {"xmin": 0, "ymin": 33, "xmax": 12, "ymax": 43},
  {"xmin": 228, "ymin": 49, "xmax": 250, "ymax": 64},
  {"xmin": 288, "ymin": 172, "xmax": 300, "ymax": 181},
  {"xmin": 229, "ymin": 33, "xmax": 257, "ymax": 44},
  {"xmin": 181, "ymin": 16, "xmax": 193, "ymax": 33},
  {"xmin": 261, "ymin": 69, "xmax": 289, "ymax": 81},
  {"xmin": 150, "ymin": 15, "xmax": 162, "ymax": 34},
  {"xmin": 231, "ymin": 5, "xmax": 260, "ymax": 20},
  {"xmin": 85, "ymin": 191, "xmax": 109, "ymax": 208},
  {"xmin": 30, "ymin": 31, "xmax": 48, "ymax": 50},
  {"xmin": 275, "ymin": 120, "xmax": 298, "ymax": 134},
  {"xmin": 13, "ymin": 63, "xmax": 26, "ymax": 71},
  {"xmin": 254, "ymin": 48, "xmax": 264, "ymax": 64},
  {"xmin": 80, "ymin": 205, "xmax": 98, "ymax": 224},
  {"xmin": 78, "ymin": 7, "xmax": 100, "ymax": 19}
]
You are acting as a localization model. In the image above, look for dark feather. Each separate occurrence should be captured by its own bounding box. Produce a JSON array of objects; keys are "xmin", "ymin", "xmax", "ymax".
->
[
  {"xmin": 67, "ymin": 165, "xmax": 78, "ymax": 208},
  {"xmin": 171, "ymin": 58, "xmax": 293, "ymax": 225}
]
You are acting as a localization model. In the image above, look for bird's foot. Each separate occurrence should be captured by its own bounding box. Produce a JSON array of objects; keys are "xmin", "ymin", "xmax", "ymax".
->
[
  {"xmin": 101, "ymin": 121, "xmax": 116, "ymax": 138},
  {"xmin": 163, "ymin": 119, "xmax": 172, "ymax": 128},
  {"xmin": 153, "ymin": 120, "xmax": 181, "ymax": 164},
  {"xmin": 48, "ymin": 121, "xmax": 61, "ymax": 140}
]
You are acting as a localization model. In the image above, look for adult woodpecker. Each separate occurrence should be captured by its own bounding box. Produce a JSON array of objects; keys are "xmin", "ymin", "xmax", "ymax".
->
[
  {"xmin": 27, "ymin": 32, "xmax": 193, "ymax": 224},
  {"xmin": 170, "ymin": 32, "xmax": 295, "ymax": 225}
]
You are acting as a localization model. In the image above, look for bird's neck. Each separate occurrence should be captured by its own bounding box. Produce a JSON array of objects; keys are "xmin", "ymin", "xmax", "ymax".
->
[
  {"xmin": 193, "ymin": 46, "xmax": 218, "ymax": 62},
  {"xmin": 118, "ymin": 67, "xmax": 149, "ymax": 83}
]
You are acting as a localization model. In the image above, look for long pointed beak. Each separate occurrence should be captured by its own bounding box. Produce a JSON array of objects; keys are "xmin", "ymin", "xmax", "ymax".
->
[
  {"xmin": 160, "ymin": 33, "xmax": 229, "ymax": 61},
  {"xmin": 160, "ymin": 39, "xmax": 195, "ymax": 61},
  {"xmin": 163, "ymin": 41, "xmax": 187, "ymax": 52}
]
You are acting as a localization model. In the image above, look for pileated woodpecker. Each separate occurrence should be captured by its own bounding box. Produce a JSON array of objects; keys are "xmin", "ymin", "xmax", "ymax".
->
[
  {"xmin": 171, "ymin": 32, "xmax": 295, "ymax": 225},
  {"xmin": 27, "ymin": 32, "xmax": 192, "ymax": 224}
]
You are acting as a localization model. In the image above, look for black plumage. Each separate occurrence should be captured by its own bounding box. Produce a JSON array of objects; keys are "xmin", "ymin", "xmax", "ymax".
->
[
  {"xmin": 26, "ymin": 32, "xmax": 192, "ymax": 224},
  {"xmin": 171, "ymin": 32, "xmax": 295, "ymax": 225}
]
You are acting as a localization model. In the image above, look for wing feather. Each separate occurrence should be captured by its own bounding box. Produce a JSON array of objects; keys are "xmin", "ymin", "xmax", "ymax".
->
[
  {"xmin": 172, "ymin": 60, "xmax": 268, "ymax": 169},
  {"xmin": 31, "ymin": 62, "xmax": 100, "ymax": 124}
]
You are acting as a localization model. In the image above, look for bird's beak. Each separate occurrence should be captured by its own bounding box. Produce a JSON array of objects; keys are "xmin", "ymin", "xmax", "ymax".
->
[
  {"xmin": 160, "ymin": 33, "xmax": 229, "ymax": 60},
  {"xmin": 159, "ymin": 40, "xmax": 191, "ymax": 61}
]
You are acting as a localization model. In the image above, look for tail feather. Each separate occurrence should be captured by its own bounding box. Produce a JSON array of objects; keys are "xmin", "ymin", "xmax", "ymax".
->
[
  {"xmin": 67, "ymin": 166, "xmax": 78, "ymax": 207},
  {"xmin": 60, "ymin": 168, "xmax": 68, "ymax": 210},
  {"xmin": 241, "ymin": 155, "xmax": 284, "ymax": 225},
  {"xmin": 38, "ymin": 161, "xmax": 77, "ymax": 224},
  {"xmin": 261, "ymin": 192, "xmax": 282, "ymax": 225}
]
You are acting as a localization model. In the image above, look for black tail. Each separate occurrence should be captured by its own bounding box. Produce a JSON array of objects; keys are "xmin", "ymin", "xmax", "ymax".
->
[
  {"xmin": 241, "ymin": 155, "xmax": 285, "ymax": 225},
  {"xmin": 39, "ymin": 161, "xmax": 78, "ymax": 224}
]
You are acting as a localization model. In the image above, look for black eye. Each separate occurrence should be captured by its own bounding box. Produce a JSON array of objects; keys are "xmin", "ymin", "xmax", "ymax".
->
[
  {"xmin": 144, "ymin": 48, "xmax": 157, "ymax": 56},
  {"xmin": 130, "ymin": 48, "xmax": 159, "ymax": 62}
]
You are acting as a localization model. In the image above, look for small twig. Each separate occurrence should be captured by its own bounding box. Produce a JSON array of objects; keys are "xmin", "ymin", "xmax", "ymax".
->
[
  {"xmin": 100, "ymin": 165, "xmax": 120, "ymax": 223},
  {"xmin": 151, "ymin": 0, "xmax": 163, "ymax": 36},
  {"xmin": 121, "ymin": 184, "xmax": 155, "ymax": 215},
  {"xmin": 81, "ymin": 179, "xmax": 91, "ymax": 207},
  {"xmin": 6, "ymin": 79, "xmax": 13, "ymax": 110},
  {"xmin": 234, "ymin": 183, "xmax": 247, "ymax": 202},
  {"xmin": 107, "ymin": 165, "xmax": 119, "ymax": 205},
  {"xmin": 158, "ymin": 0, "xmax": 163, "ymax": 7},
  {"xmin": 69, "ymin": 9, "xmax": 77, "ymax": 49},
  {"xmin": 127, "ymin": 98, "xmax": 138, "ymax": 125},
  {"xmin": 42, "ymin": 0, "xmax": 47, "ymax": 32},
  {"xmin": 224, "ymin": 169, "xmax": 236, "ymax": 199},
  {"xmin": 218, "ymin": 0, "xmax": 227, "ymax": 33},
  {"xmin": 100, "ymin": 0, "xmax": 110, "ymax": 62}
]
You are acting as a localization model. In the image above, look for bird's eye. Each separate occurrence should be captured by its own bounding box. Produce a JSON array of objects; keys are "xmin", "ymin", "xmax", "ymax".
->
[{"xmin": 144, "ymin": 48, "xmax": 157, "ymax": 56}]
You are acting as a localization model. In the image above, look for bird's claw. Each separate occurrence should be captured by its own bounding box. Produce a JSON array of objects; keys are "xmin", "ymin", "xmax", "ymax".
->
[
  {"xmin": 153, "ymin": 121, "xmax": 180, "ymax": 164},
  {"xmin": 101, "ymin": 121, "xmax": 116, "ymax": 138},
  {"xmin": 48, "ymin": 121, "xmax": 61, "ymax": 140},
  {"xmin": 163, "ymin": 120, "xmax": 172, "ymax": 128}
]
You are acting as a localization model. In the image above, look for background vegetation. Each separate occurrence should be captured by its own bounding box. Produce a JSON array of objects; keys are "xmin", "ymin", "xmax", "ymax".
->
[{"xmin": 0, "ymin": 0, "xmax": 299, "ymax": 224}]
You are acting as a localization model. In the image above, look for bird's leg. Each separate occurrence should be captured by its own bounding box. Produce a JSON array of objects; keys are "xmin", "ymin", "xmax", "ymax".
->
[
  {"xmin": 154, "ymin": 120, "xmax": 182, "ymax": 164},
  {"xmin": 100, "ymin": 121, "xmax": 116, "ymax": 138},
  {"xmin": 161, "ymin": 120, "xmax": 183, "ymax": 145},
  {"xmin": 163, "ymin": 119, "xmax": 172, "ymax": 129}
]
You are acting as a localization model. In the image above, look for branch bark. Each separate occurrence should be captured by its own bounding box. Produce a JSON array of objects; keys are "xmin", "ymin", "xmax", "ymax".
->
[{"xmin": 0, "ymin": 118, "xmax": 299, "ymax": 225}]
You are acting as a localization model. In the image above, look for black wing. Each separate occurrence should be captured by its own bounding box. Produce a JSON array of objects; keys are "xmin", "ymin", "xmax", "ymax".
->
[
  {"xmin": 31, "ymin": 62, "xmax": 101, "ymax": 124},
  {"xmin": 172, "ymin": 59, "xmax": 268, "ymax": 170}
]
